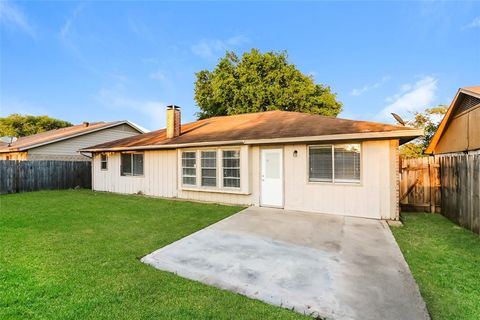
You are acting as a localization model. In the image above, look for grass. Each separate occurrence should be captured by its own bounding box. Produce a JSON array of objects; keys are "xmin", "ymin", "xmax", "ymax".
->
[
  {"xmin": 0, "ymin": 190, "xmax": 306, "ymax": 320},
  {"xmin": 391, "ymin": 212, "xmax": 480, "ymax": 320}
]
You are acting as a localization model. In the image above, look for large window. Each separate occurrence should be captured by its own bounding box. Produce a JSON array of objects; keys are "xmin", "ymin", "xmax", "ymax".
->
[
  {"xmin": 201, "ymin": 151, "xmax": 217, "ymax": 187},
  {"xmin": 309, "ymin": 144, "xmax": 360, "ymax": 183},
  {"xmin": 100, "ymin": 154, "xmax": 108, "ymax": 170},
  {"xmin": 182, "ymin": 151, "xmax": 197, "ymax": 186},
  {"xmin": 222, "ymin": 150, "xmax": 240, "ymax": 188},
  {"xmin": 121, "ymin": 153, "xmax": 144, "ymax": 176},
  {"xmin": 181, "ymin": 149, "xmax": 241, "ymax": 190}
]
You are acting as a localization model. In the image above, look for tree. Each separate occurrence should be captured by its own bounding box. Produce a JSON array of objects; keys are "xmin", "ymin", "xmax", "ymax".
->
[
  {"xmin": 0, "ymin": 114, "xmax": 73, "ymax": 138},
  {"xmin": 399, "ymin": 105, "xmax": 448, "ymax": 158},
  {"xmin": 194, "ymin": 49, "xmax": 342, "ymax": 119}
]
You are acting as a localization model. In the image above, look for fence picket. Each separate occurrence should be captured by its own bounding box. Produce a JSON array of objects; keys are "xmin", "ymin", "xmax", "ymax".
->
[{"xmin": 0, "ymin": 160, "xmax": 91, "ymax": 194}]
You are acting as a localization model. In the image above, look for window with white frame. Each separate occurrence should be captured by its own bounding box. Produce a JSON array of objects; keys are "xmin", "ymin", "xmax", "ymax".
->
[
  {"xmin": 222, "ymin": 150, "xmax": 240, "ymax": 188},
  {"xmin": 309, "ymin": 144, "xmax": 360, "ymax": 183},
  {"xmin": 182, "ymin": 151, "xmax": 197, "ymax": 186},
  {"xmin": 201, "ymin": 151, "xmax": 217, "ymax": 187},
  {"xmin": 121, "ymin": 153, "xmax": 144, "ymax": 176},
  {"xmin": 100, "ymin": 154, "xmax": 108, "ymax": 170}
]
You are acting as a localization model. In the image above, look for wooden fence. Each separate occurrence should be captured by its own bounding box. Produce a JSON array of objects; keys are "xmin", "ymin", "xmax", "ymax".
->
[
  {"xmin": 439, "ymin": 155, "xmax": 479, "ymax": 234},
  {"xmin": 0, "ymin": 160, "xmax": 91, "ymax": 194},
  {"xmin": 400, "ymin": 157, "xmax": 441, "ymax": 213},
  {"xmin": 400, "ymin": 154, "xmax": 480, "ymax": 234}
]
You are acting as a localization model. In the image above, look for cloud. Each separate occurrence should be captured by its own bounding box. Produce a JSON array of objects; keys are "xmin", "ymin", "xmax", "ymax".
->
[
  {"xmin": 0, "ymin": 1, "xmax": 35, "ymax": 36},
  {"xmin": 462, "ymin": 17, "xmax": 480, "ymax": 30},
  {"xmin": 149, "ymin": 69, "xmax": 166, "ymax": 81},
  {"xmin": 350, "ymin": 76, "xmax": 390, "ymax": 96},
  {"xmin": 380, "ymin": 76, "xmax": 438, "ymax": 120},
  {"xmin": 191, "ymin": 35, "xmax": 250, "ymax": 60},
  {"xmin": 96, "ymin": 88, "xmax": 166, "ymax": 131},
  {"xmin": 60, "ymin": 4, "xmax": 84, "ymax": 38},
  {"xmin": 0, "ymin": 96, "xmax": 48, "ymax": 117}
]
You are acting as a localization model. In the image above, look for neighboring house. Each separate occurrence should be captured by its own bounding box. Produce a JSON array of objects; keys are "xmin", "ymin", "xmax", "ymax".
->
[
  {"xmin": 0, "ymin": 121, "xmax": 144, "ymax": 161},
  {"xmin": 426, "ymin": 86, "xmax": 480, "ymax": 155},
  {"xmin": 82, "ymin": 106, "xmax": 422, "ymax": 220}
]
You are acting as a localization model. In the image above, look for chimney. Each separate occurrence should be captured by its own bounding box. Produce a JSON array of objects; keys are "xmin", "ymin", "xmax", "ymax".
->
[
  {"xmin": 83, "ymin": 122, "xmax": 89, "ymax": 127},
  {"xmin": 166, "ymin": 105, "xmax": 181, "ymax": 138}
]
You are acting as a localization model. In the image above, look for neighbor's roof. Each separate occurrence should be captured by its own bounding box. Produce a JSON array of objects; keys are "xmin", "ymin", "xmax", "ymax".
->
[
  {"xmin": 0, "ymin": 121, "xmax": 144, "ymax": 153},
  {"xmin": 82, "ymin": 111, "xmax": 422, "ymax": 152},
  {"xmin": 425, "ymin": 86, "xmax": 480, "ymax": 154}
]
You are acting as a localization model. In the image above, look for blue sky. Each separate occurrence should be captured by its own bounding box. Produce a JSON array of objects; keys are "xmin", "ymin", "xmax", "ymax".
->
[{"xmin": 1, "ymin": 1, "xmax": 479, "ymax": 131}]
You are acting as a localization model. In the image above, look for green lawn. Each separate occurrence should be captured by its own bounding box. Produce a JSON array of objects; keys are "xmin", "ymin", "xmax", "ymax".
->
[
  {"xmin": 391, "ymin": 212, "xmax": 480, "ymax": 320},
  {"xmin": 0, "ymin": 190, "xmax": 305, "ymax": 320}
]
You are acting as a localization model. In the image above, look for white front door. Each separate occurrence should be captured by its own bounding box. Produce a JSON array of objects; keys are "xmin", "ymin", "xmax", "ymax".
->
[{"xmin": 261, "ymin": 148, "xmax": 283, "ymax": 208}]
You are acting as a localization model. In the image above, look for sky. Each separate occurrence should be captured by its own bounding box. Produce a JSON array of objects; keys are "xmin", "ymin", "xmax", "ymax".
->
[{"xmin": 1, "ymin": 1, "xmax": 479, "ymax": 131}]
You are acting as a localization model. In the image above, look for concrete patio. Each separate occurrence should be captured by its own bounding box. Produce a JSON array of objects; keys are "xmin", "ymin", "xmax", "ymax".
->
[{"xmin": 142, "ymin": 207, "xmax": 429, "ymax": 320}]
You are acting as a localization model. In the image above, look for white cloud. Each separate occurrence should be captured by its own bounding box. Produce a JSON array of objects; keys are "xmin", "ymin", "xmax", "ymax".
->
[
  {"xmin": 60, "ymin": 4, "xmax": 84, "ymax": 38},
  {"xmin": 0, "ymin": 1, "xmax": 34, "ymax": 36},
  {"xmin": 191, "ymin": 35, "xmax": 250, "ymax": 59},
  {"xmin": 149, "ymin": 69, "xmax": 166, "ymax": 81},
  {"xmin": 96, "ymin": 88, "xmax": 166, "ymax": 130},
  {"xmin": 350, "ymin": 76, "xmax": 390, "ymax": 96},
  {"xmin": 379, "ymin": 76, "xmax": 438, "ymax": 121},
  {"xmin": 462, "ymin": 17, "xmax": 480, "ymax": 30}
]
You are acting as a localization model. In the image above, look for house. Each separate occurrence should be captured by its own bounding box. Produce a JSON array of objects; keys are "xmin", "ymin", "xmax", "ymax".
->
[
  {"xmin": 82, "ymin": 106, "xmax": 422, "ymax": 220},
  {"xmin": 0, "ymin": 121, "xmax": 144, "ymax": 161},
  {"xmin": 426, "ymin": 86, "xmax": 480, "ymax": 155}
]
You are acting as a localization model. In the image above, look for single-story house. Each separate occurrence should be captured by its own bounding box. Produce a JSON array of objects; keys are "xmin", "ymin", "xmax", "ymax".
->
[
  {"xmin": 0, "ymin": 121, "xmax": 144, "ymax": 161},
  {"xmin": 426, "ymin": 86, "xmax": 480, "ymax": 155},
  {"xmin": 82, "ymin": 106, "xmax": 422, "ymax": 220}
]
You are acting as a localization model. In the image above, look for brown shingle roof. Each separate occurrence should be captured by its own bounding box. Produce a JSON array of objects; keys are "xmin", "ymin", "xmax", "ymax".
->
[
  {"xmin": 82, "ymin": 111, "xmax": 421, "ymax": 152},
  {"xmin": 0, "ymin": 121, "xmax": 138, "ymax": 153}
]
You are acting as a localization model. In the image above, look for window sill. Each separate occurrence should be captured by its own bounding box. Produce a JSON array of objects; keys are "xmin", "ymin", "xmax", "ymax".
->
[
  {"xmin": 307, "ymin": 180, "xmax": 363, "ymax": 187},
  {"xmin": 181, "ymin": 187, "xmax": 250, "ymax": 195}
]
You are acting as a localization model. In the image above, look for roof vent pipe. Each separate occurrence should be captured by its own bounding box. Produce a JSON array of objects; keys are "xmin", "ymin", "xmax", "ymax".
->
[{"xmin": 166, "ymin": 105, "xmax": 181, "ymax": 139}]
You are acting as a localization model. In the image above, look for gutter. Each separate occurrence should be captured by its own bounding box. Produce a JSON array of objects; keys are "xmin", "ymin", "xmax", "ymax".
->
[{"xmin": 81, "ymin": 129, "xmax": 424, "ymax": 153}]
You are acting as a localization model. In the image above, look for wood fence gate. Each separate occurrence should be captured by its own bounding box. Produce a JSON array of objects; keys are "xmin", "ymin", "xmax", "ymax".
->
[
  {"xmin": 399, "ymin": 157, "xmax": 441, "ymax": 213},
  {"xmin": 400, "ymin": 154, "xmax": 480, "ymax": 234}
]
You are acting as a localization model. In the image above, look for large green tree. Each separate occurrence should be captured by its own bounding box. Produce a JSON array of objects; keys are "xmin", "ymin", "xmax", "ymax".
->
[
  {"xmin": 0, "ymin": 114, "xmax": 72, "ymax": 138},
  {"xmin": 194, "ymin": 49, "xmax": 342, "ymax": 119},
  {"xmin": 400, "ymin": 105, "xmax": 448, "ymax": 158}
]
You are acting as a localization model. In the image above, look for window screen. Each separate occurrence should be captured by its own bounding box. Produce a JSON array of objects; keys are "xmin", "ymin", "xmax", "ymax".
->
[
  {"xmin": 309, "ymin": 146, "xmax": 333, "ymax": 182},
  {"xmin": 182, "ymin": 151, "xmax": 197, "ymax": 185},
  {"xmin": 222, "ymin": 150, "xmax": 240, "ymax": 188},
  {"xmin": 133, "ymin": 153, "xmax": 144, "ymax": 176},
  {"xmin": 121, "ymin": 153, "xmax": 143, "ymax": 176},
  {"xmin": 100, "ymin": 154, "xmax": 108, "ymax": 170},
  {"xmin": 334, "ymin": 144, "xmax": 360, "ymax": 182},
  {"xmin": 121, "ymin": 153, "xmax": 132, "ymax": 176},
  {"xmin": 201, "ymin": 151, "xmax": 217, "ymax": 187},
  {"xmin": 309, "ymin": 144, "xmax": 360, "ymax": 183}
]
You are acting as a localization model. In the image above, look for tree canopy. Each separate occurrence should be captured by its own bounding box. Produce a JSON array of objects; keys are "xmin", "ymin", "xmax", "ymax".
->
[
  {"xmin": 0, "ymin": 114, "xmax": 73, "ymax": 138},
  {"xmin": 194, "ymin": 49, "xmax": 342, "ymax": 119},
  {"xmin": 400, "ymin": 105, "xmax": 448, "ymax": 158}
]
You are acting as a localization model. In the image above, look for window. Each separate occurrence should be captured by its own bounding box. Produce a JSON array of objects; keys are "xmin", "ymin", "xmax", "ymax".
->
[
  {"xmin": 100, "ymin": 154, "xmax": 108, "ymax": 170},
  {"xmin": 182, "ymin": 151, "xmax": 197, "ymax": 185},
  {"xmin": 121, "ymin": 153, "xmax": 144, "ymax": 176},
  {"xmin": 309, "ymin": 144, "xmax": 360, "ymax": 183},
  {"xmin": 222, "ymin": 150, "xmax": 240, "ymax": 188},
  {"xmin": 201, "ymin": 151, "xmax": 216, "ymax": 187}
]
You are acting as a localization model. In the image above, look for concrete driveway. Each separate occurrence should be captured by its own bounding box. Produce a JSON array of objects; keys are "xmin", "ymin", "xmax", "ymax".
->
[{"xmin": 142, "ymin": 207, "xmax": 429, "ymax": 320}]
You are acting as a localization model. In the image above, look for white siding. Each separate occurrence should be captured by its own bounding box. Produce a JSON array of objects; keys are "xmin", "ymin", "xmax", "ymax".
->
[
  {"xmin": 92, "ymin": 139, "xmax": 399, "ymax": 219},
  {"xmin": 283, "ymin": 140, "xmax": 398, "ymax": 219},
  {"xmin": 92, "ymin": 150, "xmax": 177, "ymax": 197},
  {"xmin": 28, "ymin": 124, "xmax": 140, "ymax": 161}
]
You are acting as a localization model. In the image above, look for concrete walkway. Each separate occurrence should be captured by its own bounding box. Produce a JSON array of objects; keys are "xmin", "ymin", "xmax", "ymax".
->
[{"xmin": 142, "ymin": 207, "xmax": 429, "ymax": 320}]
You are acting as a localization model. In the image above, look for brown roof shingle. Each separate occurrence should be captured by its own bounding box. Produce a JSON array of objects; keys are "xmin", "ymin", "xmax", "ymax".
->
[{"xmin": 82, "ymin": 111, "xmax": 421, "ymax": 151}]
